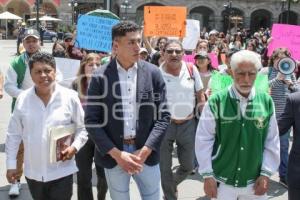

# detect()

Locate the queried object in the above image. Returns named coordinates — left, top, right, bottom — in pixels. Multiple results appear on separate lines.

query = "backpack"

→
left=10, top=53, right=26, bottom=111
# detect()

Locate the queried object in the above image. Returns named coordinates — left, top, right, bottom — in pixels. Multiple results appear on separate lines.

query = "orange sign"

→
left=144, top=6, right=187, bottom=37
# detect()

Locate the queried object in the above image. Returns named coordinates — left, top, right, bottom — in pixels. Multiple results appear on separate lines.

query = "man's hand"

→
left=109, top=148, right=143, bottom=174
left=133, top=146, right=152, bottom=164
left=6, top=169, right=17, bottom=183
left=204, top=177, right=217, bottom=198
left=254, top=175, right=269, bottom=196
left=61, top=146, right=77, bottom=161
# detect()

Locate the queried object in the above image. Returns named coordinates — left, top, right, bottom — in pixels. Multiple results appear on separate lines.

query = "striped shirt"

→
left=268, top=67, right=297, bottom=120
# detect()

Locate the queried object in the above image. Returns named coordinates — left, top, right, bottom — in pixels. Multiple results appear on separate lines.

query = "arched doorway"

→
left=41, top=2, right=58, bottom=16
left=6, top=0, right=30, bottom=18
left=279, top=11, right=298, bottom=25
left=6, top=0, right=30, bottom=37
left=250, top=9, right=272, bottom=33
left=189, top=6, right=214, bottom=30
left=222, top=8, right=244, bottom=34
left=40, top=2, right=59, bottom=31
left=136, top=3, right=164, bottom=26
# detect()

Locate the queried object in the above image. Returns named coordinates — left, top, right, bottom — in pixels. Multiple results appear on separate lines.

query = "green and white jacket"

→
left=195, top=85, right=280, bottom=187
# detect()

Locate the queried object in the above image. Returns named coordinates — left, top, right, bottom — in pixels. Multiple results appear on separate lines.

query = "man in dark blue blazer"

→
left=278, top=92, right=300, bottom=200
left=85, top=21, right=170, bottom=200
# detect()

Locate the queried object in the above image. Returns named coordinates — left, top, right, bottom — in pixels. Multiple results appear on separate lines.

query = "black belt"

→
left=123, top=138, right=135, bottom=145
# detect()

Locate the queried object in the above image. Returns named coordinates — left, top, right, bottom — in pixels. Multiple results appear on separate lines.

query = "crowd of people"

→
left=1, top=19, right=300, bottom=200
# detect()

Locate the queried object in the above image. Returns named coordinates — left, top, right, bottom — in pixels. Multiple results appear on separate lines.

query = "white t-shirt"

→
left=160, top=61, right=203, bottom=119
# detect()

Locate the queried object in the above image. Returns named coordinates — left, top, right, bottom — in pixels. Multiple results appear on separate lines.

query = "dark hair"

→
left=163, top=39, right=183, bottom=51
left=29, top=52, right=56, bottom=72
left=112, top=21, right=140, bottom=40
left=74, top=53, right=100, bottom=97
left=269, top=47, right=291, bottom=67
left=156, top=37, right=168, bottom=47
left=246, top=39, right=257, bottom=52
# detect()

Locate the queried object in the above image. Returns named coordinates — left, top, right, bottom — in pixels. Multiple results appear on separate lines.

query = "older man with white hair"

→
left=195, top=50, right=280, bottom=200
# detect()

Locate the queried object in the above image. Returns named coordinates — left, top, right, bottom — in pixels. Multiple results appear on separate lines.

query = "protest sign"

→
left=268, top=24, right=300, bottom=60
left=209, top=52, right=219, bottom=69
left=182, top=19, right=200, bottom=50
left=144, top=6, right=187, bottom=37
left=183, top=54, right=195, bottom=64
left=55, top=57, right=80, bottom=88
left=75, top=15, right=119, bottom=52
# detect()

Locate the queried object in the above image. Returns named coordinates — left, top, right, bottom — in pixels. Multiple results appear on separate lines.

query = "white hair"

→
left=230, top=50, right=262, bottom=71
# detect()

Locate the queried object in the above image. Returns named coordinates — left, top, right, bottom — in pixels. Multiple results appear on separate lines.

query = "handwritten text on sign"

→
left=144, top=6, right=187, bottom=37
left=268, top=24, right=300, bottom=60
left=76, top=15, right=119, bottom=52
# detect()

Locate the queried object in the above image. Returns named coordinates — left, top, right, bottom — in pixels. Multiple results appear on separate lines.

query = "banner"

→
left=144, top=6, right=187, bottom=37
left=182, top=19, right=200, bottom=50
left=75, top=15, right=119, bottom=52
left=268, top=24, right=300, bottom=60
left=55, top=57, right=80, bottom=88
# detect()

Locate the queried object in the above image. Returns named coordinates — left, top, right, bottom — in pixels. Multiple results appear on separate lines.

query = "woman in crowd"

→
left=229, top=32, right=245, bottom=50
left=6, top=52, right=88, bottom=200
left=72, top=53, right=108, bottom=200
left=52, top=41, right=66, bottom=58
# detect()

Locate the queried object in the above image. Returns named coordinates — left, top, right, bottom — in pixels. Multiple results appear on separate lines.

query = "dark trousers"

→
left=288, top=187, right=300, bottom=200
left=75, top=138, right=108, bottom=200
left=160, top=119, right=196, bottom=200
left=26, top=175, right=73, bottom=200
left=17, top=38, right=21, bottom=55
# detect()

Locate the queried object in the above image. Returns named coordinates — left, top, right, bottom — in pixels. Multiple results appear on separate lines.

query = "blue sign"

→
left=75, top=15, right=119, bottom=52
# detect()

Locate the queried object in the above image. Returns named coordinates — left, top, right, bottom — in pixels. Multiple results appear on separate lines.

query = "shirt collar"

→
left=229, top=85, right=255, bottom=101
left=116, top=60, right=138, bottom=72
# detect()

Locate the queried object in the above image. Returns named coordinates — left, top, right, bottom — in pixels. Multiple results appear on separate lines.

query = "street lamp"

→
left=224, top=0, right=232, bottom=34
left=120, top=0, right=132, bottom=20
left=281, top=0, right=299, bottom=24
left=68, top=0, right=78, bottom=25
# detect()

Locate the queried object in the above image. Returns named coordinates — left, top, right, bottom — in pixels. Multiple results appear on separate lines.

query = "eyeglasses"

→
left=64, top=39, right=72, bottom=42
left=165, top=49, right=183, bottom=55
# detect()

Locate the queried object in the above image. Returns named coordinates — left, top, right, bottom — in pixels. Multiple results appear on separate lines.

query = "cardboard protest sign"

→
left=183, top=54, right=195, bottom=64
left=182, top=19, right=200, bottom=50
left=144, top=6, right=187, bottom=37
left=268, top=24, right=300, bottom=60
left=55, top=57, right=80, bottom=88
left=75, top=15, right=119, bottom=52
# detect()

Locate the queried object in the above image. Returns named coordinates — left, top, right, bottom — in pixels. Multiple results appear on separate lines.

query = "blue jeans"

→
left=279, top=130, right=290, bottom=179
left=104, top=144, right=160, bottom=200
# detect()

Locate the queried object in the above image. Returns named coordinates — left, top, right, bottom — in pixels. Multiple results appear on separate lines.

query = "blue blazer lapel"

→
left=106, top=59, right=123, bottom=119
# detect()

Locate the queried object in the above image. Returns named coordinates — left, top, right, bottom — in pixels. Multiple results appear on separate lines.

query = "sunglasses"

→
left=64, top=39, right=72, bottom=42
left=165, top=49, right=183, bottom=55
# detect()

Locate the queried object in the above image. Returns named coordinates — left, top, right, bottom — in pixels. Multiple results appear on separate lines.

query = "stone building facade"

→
left=0, top=0, right=299, bottom=32
left=114, top=0, right=300, bottom=32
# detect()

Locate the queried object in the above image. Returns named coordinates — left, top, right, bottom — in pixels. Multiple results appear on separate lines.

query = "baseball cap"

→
left=209, top=29, right=219, bottom=36
left=23, top=29, right=40, bottom=40
left=194, top=51, right=209, bottom=59
left=64, top=32, right=73, bottom=41
left=139, top=48, right=148, bottom=54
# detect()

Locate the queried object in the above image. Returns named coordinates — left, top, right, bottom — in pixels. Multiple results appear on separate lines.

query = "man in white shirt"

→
left=6, top=52, right=88, bottom=199
left=159, top=39, right=204, bottom=200
left=195, top=50, right=280, bottom=200
left=4, top=28, right=41, bottom=197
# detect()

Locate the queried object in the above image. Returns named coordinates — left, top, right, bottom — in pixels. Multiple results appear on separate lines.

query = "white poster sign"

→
left=55, top=57, right=80, bottom=88
left=182, top=19, right=201, bottom=50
